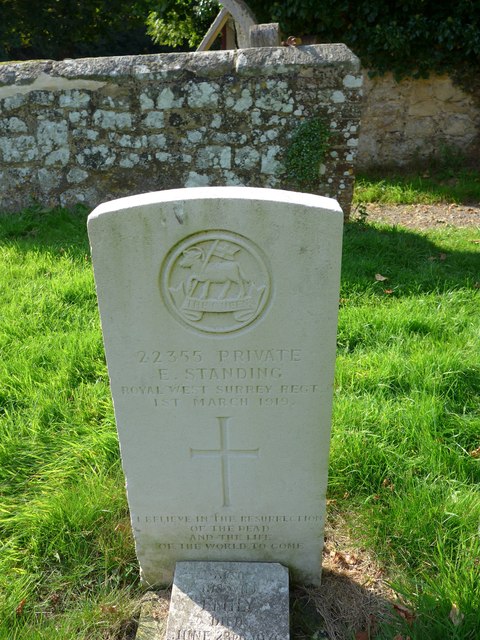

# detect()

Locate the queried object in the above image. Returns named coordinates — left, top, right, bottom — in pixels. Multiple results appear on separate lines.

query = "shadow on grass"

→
left=124, top=577, right=399, bottom=640
left=290, top=575, right=398, bottom=640
left=342, top=220, right=479, bottom=295
left=1, top=207, right=478, bottom=296
left=0, top=204, right=90, bottom=256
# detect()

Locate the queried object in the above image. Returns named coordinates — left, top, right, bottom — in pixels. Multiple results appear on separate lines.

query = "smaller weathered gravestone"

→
left=165, top=562, right=289, bottom=640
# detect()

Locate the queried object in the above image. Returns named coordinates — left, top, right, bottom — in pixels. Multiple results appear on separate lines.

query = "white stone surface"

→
left=88, top=187, right=343, bottom=586
left=165, top=562, right=289, bottom=640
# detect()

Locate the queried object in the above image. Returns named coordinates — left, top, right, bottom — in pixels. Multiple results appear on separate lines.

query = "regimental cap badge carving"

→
left=161, top=231, right=271, bottom=334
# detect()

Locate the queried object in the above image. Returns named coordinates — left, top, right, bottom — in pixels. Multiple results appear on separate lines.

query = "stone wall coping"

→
left=0, top=44, right=360, bottom=89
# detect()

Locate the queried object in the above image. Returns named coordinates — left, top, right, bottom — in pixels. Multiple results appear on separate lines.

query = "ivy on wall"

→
left=282, top=118, right=331, bottom=193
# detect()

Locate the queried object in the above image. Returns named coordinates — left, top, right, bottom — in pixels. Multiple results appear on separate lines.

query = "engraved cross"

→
left=190, top=416, right=259, bottom=508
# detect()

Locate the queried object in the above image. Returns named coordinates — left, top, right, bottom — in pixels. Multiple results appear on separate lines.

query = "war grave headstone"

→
left=88, top=186, right=343, bottom=638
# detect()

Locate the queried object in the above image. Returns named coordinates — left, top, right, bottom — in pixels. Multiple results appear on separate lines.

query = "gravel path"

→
left=354, top=202, right=480, bottom=230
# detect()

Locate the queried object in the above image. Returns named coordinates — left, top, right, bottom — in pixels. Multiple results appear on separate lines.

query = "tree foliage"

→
left=146, top=0, right=218, bottom=48
left=0, top=0, right=158, bottom=61
left=1, top=0, right=479, bottom=79
left=145, top=0, right=480, bottom=79
left=247, top=0, right=480, bottom=78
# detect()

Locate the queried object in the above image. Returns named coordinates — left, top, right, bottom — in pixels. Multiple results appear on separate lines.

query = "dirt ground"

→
left=354, top=202, right=480, bottom=230
left=131, top=515, right=404, bottom=640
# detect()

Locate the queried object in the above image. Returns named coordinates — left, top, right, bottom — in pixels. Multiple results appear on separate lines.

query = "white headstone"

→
left=88, top=187, right=343, bottom=586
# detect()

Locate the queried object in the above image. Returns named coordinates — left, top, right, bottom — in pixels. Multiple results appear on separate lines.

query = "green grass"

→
left=0, top=205, right=138, bottom=639
left=332, top=222, right=480, bottom=638
left=0, top=203, right=479, bottom=638
left=354, top=163, right=480, bottom=204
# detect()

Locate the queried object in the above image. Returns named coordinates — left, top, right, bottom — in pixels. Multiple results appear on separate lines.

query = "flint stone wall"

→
left=0, top=45, right=362, bottom=216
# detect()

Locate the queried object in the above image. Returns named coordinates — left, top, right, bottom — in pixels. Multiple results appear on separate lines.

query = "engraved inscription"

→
left=119, top=346, right=320, bottom=409
left=191, top=417, right=259, bottom=508
left=161, top=232, right=271, bottom=334
left=119, top=343, right=321, bottom=412
left=135, top=512, right=321, bottom=553
left=171, top=632, right=283, bottom=640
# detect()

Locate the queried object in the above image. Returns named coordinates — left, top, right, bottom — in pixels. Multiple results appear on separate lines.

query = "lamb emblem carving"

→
left=179, top=245, right=249, bottom=298
left=161, top=232, right=271, bottom=334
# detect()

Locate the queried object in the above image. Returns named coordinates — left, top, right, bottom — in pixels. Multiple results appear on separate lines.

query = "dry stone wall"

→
left=358, top=72, right=480, bottom=168
left=0, top=45, right=362, bottom=216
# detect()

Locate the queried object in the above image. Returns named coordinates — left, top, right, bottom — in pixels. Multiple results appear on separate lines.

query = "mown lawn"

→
left=0, top=202, right=479, bottom=639
left=354, top=163, right=480, bottom=205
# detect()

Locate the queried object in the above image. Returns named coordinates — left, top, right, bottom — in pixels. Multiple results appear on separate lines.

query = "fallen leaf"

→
left=114, top=520, right=130, bottom=533
left=393, top=635, right=411, bottom=640
left=15, top=599, right=26, bottom=616
left=342, top=551, right=360, bottom=566
left=100, top=604, right=118, bottom=614
left=393, top=603, right=415, bottom=626
left=382, top=478, right=394, bottom=490
left=375, top=273, right=388, bottom=281
left=474, top=282, right=480, bottom=289
left=428, top=256, right=437, bottom=261
left=332, top=551, right=353, bottom=568
left=439, top=253, right=447, bottom=261
left=332, top=551, right=345, bottom=566
left=469, top=446, right=480, bottom=458
left=355, top=631, right=369, bottom=640
left=384, top=289, right=394, bottom=295
left=469, top=239, right=480, bottom=244
left=449, top=603, right=464, bottom=626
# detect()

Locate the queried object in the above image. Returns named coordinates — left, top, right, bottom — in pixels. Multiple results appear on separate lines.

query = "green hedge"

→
left=0, top=0, right=160, bottom=61
left=248, top=0, right=480, bottom=79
